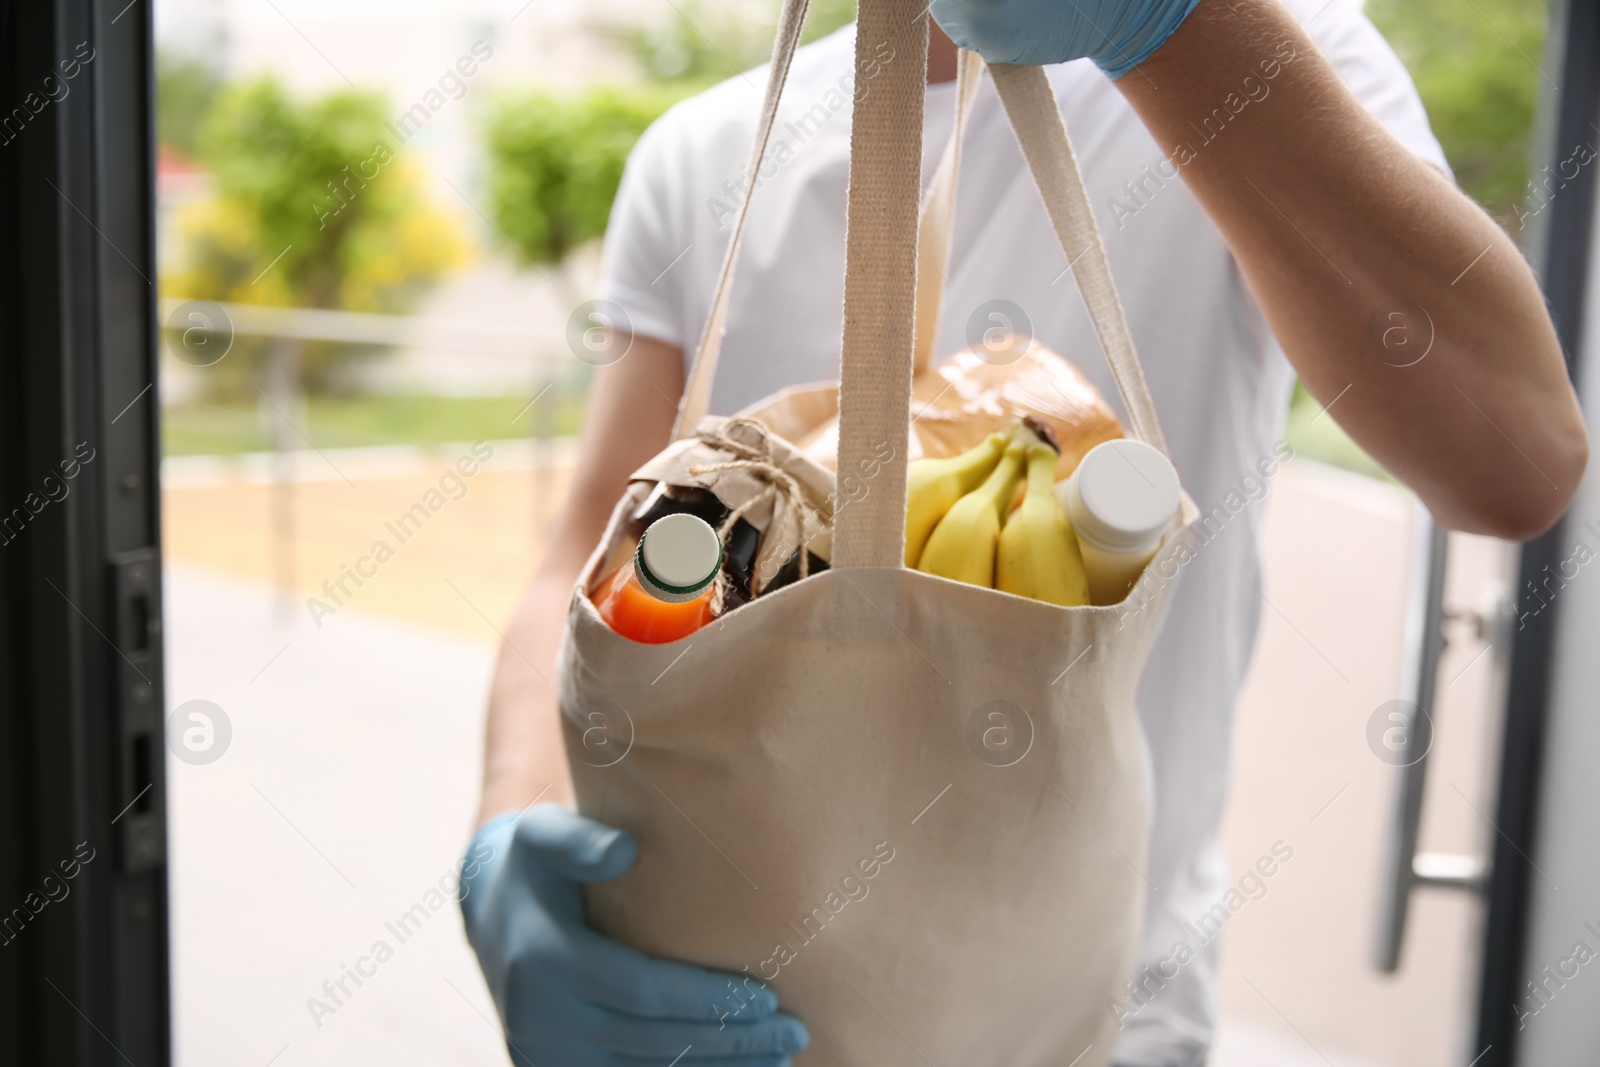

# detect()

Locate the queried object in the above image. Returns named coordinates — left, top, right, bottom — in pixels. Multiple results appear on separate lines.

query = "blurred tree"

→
left=156, top=52, right=224, bottom=155
left=163, top=77, right=468, bottom=396
left=485, top=86, right=686, bottom=270
left=1367, top=0, right=1547, bottom=227
left=486, top=0, right=857, bottom=276
left=801, top=0, right=860, bottom=44
left=628, top=0, right=858, bottom=85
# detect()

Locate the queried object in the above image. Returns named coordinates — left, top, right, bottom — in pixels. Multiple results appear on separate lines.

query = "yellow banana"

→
left=998, top=441, right=1091, bottom=606
left=903, top=431, right=1010, bottom=566
left=916, top=437, right=1028, bottom=587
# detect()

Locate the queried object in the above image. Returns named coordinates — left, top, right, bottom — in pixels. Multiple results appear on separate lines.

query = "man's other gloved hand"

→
left=460, top=804, right=809, bottom=1066
left=932, top=0, right=1204, bottom=75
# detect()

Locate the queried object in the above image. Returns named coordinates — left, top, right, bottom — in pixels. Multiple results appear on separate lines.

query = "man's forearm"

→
left=1118, top=0, right=1587, bottom=538
left=477, top=570, right=580, bottom=823
left=475, top=335, right=686, bottom=827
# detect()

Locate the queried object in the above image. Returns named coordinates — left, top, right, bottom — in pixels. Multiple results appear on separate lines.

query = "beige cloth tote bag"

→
left=558, top=0, right=1199, bottom=1062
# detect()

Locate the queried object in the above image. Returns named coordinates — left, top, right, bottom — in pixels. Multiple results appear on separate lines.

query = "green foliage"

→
left=164, top=76, right=467, bottom=397
left=485, top=0, right=858, bottom=269
left=156, top=53, right=224, bottom=156
left=484, top=85, right=689, bottom=266
left=190, top=77, right=465, bottom=310
left=627, top=0, right=858, bottom=85
left=801, top=0, right=860, bottom=44
left=162, top=393, right=585, bottom=456
left=628, top=2, right=773, bottom=84
left=1367, top=0, right=1546, bottom=224
left=1284, top=382, right=1395, bottom=483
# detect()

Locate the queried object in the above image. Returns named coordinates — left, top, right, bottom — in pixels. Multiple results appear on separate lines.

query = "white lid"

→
left=1060, top=439, right=1180, bottom=553
left=636, top=513, right=723, bottom=602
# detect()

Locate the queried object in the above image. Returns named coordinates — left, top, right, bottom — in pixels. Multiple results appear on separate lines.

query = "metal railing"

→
left=159, top=298, right=581, bottom=616
left=158, top=298, right=559, bottom=355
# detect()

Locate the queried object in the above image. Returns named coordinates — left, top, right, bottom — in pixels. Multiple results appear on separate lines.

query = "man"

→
left=460, top=0, right=1587, bottom=1064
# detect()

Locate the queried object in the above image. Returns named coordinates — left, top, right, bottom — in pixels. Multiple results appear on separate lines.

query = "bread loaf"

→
left=799, top=344, right=1124, bottom=481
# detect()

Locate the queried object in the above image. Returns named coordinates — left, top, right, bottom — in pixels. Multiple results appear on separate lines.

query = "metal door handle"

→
left=1372, top=506, right=1494, bottom=972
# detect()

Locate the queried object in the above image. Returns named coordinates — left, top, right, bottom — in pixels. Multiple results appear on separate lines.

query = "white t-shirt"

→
left=599, top=5, right=1448, bottom=1063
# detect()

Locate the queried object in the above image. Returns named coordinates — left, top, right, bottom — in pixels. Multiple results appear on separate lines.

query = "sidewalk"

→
left=161, top=438, right=575, bottom=641
left=164, top=565, right=504, bottom=1066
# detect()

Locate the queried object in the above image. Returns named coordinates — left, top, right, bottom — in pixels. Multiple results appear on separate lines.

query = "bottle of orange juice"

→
left=594, top=513, right=724, bottom=644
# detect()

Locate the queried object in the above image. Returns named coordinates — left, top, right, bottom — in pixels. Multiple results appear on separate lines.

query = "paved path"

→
left=162, top=440, right=570, bottom=641
left=165, top=566, right=505, bottom=1067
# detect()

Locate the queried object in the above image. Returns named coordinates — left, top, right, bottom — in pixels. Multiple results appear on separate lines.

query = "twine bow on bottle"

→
left=689, top=417, right=829, bottom=597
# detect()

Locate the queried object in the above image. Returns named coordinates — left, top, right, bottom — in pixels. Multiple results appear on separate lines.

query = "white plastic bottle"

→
left=1057, top=439, right=1181, bottom=606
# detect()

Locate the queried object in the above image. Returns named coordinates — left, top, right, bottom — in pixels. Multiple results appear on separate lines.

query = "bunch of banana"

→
left=907, top=418, right=1090, bottom=607
left=996, top=432, right=1092, bottom=606
left=903, top=430, right=1011, bottom=567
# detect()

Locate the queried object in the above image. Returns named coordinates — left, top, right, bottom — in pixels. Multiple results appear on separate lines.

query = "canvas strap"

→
left=986, top=62, right=1169, bottom=454
left=672, top=0, right=1170, bottom=569
left=912, top=47, right=983, bottom=375
left=828, top=0, right=930, bottom=568
left=671, top=0, right=814, bottom=443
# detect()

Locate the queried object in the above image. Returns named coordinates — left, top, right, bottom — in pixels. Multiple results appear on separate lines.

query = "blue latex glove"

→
left=460, top=805, right=809, bottom=1066
left=932, top=0, right=1204, bottom=75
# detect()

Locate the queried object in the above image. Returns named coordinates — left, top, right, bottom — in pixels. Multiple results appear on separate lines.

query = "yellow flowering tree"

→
left=163, top=77, right=468, bottom=397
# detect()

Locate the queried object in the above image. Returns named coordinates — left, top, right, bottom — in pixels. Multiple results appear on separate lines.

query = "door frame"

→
left=0, top=0, right=170, bottom=1063
left=1474, top=0, right=1600, bottom=1061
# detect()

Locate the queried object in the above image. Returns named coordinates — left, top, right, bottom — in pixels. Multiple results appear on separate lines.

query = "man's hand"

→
left=461, top=805, right=810, bottom=1067
left=933, top=0, right=1202, bottom=74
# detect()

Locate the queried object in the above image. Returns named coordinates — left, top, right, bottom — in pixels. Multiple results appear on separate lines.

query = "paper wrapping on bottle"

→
left=629, top=415, right=836, bottom=595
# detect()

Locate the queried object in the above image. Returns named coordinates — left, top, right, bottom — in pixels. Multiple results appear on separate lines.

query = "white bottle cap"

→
left=1059, top=439, right=1180, bottom=554
left=636, top=513, right=723, bottom=603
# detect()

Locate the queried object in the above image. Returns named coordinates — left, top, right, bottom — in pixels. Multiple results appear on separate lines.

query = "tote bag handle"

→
left=908, top=56, right=1168, bottom=453
left=913, top=47, right=984, bottom=377
left=830, top=14, right=1173, bottom=567
left=673, top=6, right=977, bottom=435
left=672, top=0, right=1170, bottom=568
left=986, top=62, right=1170, bottom=455
left=670, top=0, right=815, bottom=444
